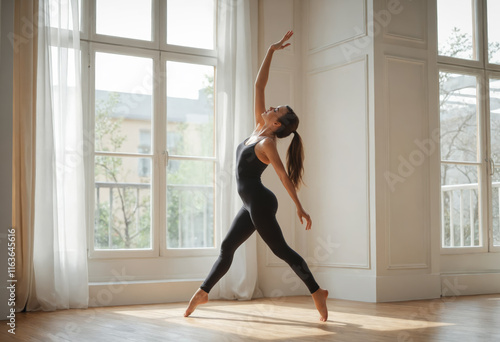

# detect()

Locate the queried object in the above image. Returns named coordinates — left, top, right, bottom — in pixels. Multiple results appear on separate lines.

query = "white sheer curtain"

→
left=214, top=0, right=261, bottom=300
left=27, top=0, right=88, bottom=310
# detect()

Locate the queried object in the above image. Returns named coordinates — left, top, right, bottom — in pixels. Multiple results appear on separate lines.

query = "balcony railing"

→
left=94, top=181, right=213, bottom=249
left=441, top=181, right=500, bottom=247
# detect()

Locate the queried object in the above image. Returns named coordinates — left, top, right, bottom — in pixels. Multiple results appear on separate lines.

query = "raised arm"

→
left=259, top=138, right=312, bottom=230
left=254, top=31, right=294, bottom=128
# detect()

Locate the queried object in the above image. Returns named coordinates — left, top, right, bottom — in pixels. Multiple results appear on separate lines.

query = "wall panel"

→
left=307, top=0, right=366, bottom=53
left=304, top=57, right=370, bottom=269
left=384, top=56, right=429, bottom=269
left=384, top=0, right=427, bottom=46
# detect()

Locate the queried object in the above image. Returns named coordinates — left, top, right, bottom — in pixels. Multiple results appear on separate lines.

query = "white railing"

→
left=95, top=181, right=150, bottom=249
left=441, top=181, right=500, bottom=247
left=95, top=182, right=213, bottom=249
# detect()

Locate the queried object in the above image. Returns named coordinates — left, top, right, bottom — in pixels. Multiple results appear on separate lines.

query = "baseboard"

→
left=88, top=279, right=203, bottom=307
left=441, top=273, right=500, bottom=297
left=376, top=274, right=441, bottom=302
left=314, top=272, right=377, bottom=302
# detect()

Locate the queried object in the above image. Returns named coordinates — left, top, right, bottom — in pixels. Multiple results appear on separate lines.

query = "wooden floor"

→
left=3, top=294, right=500, bottom=341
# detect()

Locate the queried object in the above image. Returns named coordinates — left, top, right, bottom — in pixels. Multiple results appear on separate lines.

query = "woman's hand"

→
left=297, top=206, right=312, bottom=230
left=270, top=30, right=293, bottom=51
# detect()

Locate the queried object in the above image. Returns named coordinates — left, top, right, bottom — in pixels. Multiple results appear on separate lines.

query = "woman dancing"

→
left=184, top=31, right=329, bottom=322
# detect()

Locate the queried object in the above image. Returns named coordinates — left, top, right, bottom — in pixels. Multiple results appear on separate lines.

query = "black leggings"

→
left=200, top=203, right=320, bottom=294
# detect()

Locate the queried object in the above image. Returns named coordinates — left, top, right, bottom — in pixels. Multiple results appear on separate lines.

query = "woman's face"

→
left=262, top=106, right=287, bottom=127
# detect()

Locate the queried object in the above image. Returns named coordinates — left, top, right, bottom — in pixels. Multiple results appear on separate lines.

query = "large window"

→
left=85, top=0, right=217, bottom=258
left=438, top=0, right=500, bottom=252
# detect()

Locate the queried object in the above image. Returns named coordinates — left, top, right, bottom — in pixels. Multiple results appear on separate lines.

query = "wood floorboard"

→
left=2, top=294, right=499, bottom=341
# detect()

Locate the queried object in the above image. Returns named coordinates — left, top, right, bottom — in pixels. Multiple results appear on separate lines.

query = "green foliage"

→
left=94, top=92, right=151, bottom=249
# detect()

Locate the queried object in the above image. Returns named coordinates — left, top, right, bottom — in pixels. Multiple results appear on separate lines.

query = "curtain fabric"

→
left=215, top=0, right=260, bottom=300
left=12, top=0, right=38, bottom=312
left=26, top=0, right=88, bottom=311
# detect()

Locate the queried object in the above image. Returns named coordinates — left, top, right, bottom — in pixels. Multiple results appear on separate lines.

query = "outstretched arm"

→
left=254, top=31, right=294, bottom=128
left=259, top=138, right=312, bottom=230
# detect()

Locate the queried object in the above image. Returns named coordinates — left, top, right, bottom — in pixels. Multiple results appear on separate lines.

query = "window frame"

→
left=158, top=0, right=218, bottom=58
left=87, top=42, right=160, bottom=259
left=486, top=70, right=500, bottom=252
left=437, top=0, right=485, bottom=69
left=83, top=0, right=219, bottom=260
left=439, top=65, right=489, bottom=254
left=484, top=0, right=500, bottom=72
left=438, top=0, right=500, bottom=253
left=159, top=51, right=219, bottom=258
left=90, top=0, right=160, bottom=50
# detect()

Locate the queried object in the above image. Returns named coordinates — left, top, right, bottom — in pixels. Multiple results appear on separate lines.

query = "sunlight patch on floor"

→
left=112, top=299, right=454, bottom=341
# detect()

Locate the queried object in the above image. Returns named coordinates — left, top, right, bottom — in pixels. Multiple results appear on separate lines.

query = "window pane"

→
left=166, top=61, right=214, bottom=157
left=438, top=0, right=477, bottom=60
left=166, top=160, right=215, bottom=249
left=441, top=164, right=481, bottom=247
left=95, top=52, right=153, bottom=154
left=167, top=0, right=215, bottom=49
left=487, top=0, right=500, bottom=64
left=490, top=78, right=500, bottom=246
left=96, top=0, right=152, bottom=41
left=439, top=72, right=478, bottom=162
left=95, top=156, right=152, bottom=249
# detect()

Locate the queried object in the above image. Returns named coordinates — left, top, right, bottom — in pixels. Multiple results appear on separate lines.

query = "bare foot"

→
left=184, top=288, right=208, bottom=317
left=311, top=288, right=329, bottom=322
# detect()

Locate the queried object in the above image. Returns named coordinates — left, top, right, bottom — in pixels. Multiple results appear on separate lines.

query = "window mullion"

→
left=156, top=51, right=167, bottom=256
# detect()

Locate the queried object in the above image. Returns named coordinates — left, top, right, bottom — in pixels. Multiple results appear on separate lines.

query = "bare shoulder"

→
left=258, top=137, right=282, bottom=161
left=259, top=136, right=277, bottom=150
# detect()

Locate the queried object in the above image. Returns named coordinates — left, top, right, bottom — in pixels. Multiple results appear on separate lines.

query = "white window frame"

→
left=438, top=0, right=500, bottom=253
left=158, top=0, right=218, bottom=58
left=87, top=42, right=160, bottom=259
left=438, top=65, right=488, bottom=254
left=83, top=0, right=219, bottom=260
left=159, top=52, right=219, bottom=258
left=486, top=70, right=500, bottom=252
left=89, top=0, right=160, bottom=50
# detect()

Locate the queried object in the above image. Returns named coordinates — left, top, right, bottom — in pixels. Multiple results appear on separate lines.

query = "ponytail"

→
left=286, top=131, right=304, bottom=190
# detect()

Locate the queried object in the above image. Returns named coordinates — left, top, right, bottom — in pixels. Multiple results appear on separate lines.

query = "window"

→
left=438, top=0, right=500, bottom=252
left=84, top=0, right=218, bottom=258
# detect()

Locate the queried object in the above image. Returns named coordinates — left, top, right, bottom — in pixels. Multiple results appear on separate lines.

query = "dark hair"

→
left=276, top=106, right=304, bottom=189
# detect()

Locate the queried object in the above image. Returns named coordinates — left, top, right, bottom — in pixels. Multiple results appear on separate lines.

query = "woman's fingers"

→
left=273, top=31, right=294, bottom=50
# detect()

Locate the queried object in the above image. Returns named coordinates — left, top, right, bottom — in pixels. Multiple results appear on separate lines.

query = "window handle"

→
left=163, top=150, right=169, bottom=166
left=487, top=157, right=496, bottom=176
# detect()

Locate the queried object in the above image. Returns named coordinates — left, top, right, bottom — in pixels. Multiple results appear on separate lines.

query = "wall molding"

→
left=384, top=55, right=431, bottom=271
left=377, top=274, right=441, bottom=302
left=383, top=0, right=427, bottom=46
left=305, top=55, right=371, bottom=270
left=441, top=272, right=500, bottom=297
left=307, top=0, right=367, bottom=55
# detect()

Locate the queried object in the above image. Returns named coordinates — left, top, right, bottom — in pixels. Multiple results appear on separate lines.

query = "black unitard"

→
left=200, top=138, right=320, bottom=294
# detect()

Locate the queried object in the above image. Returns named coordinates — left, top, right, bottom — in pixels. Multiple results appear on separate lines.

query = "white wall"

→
left=0, top=0, right=15, bottom=320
